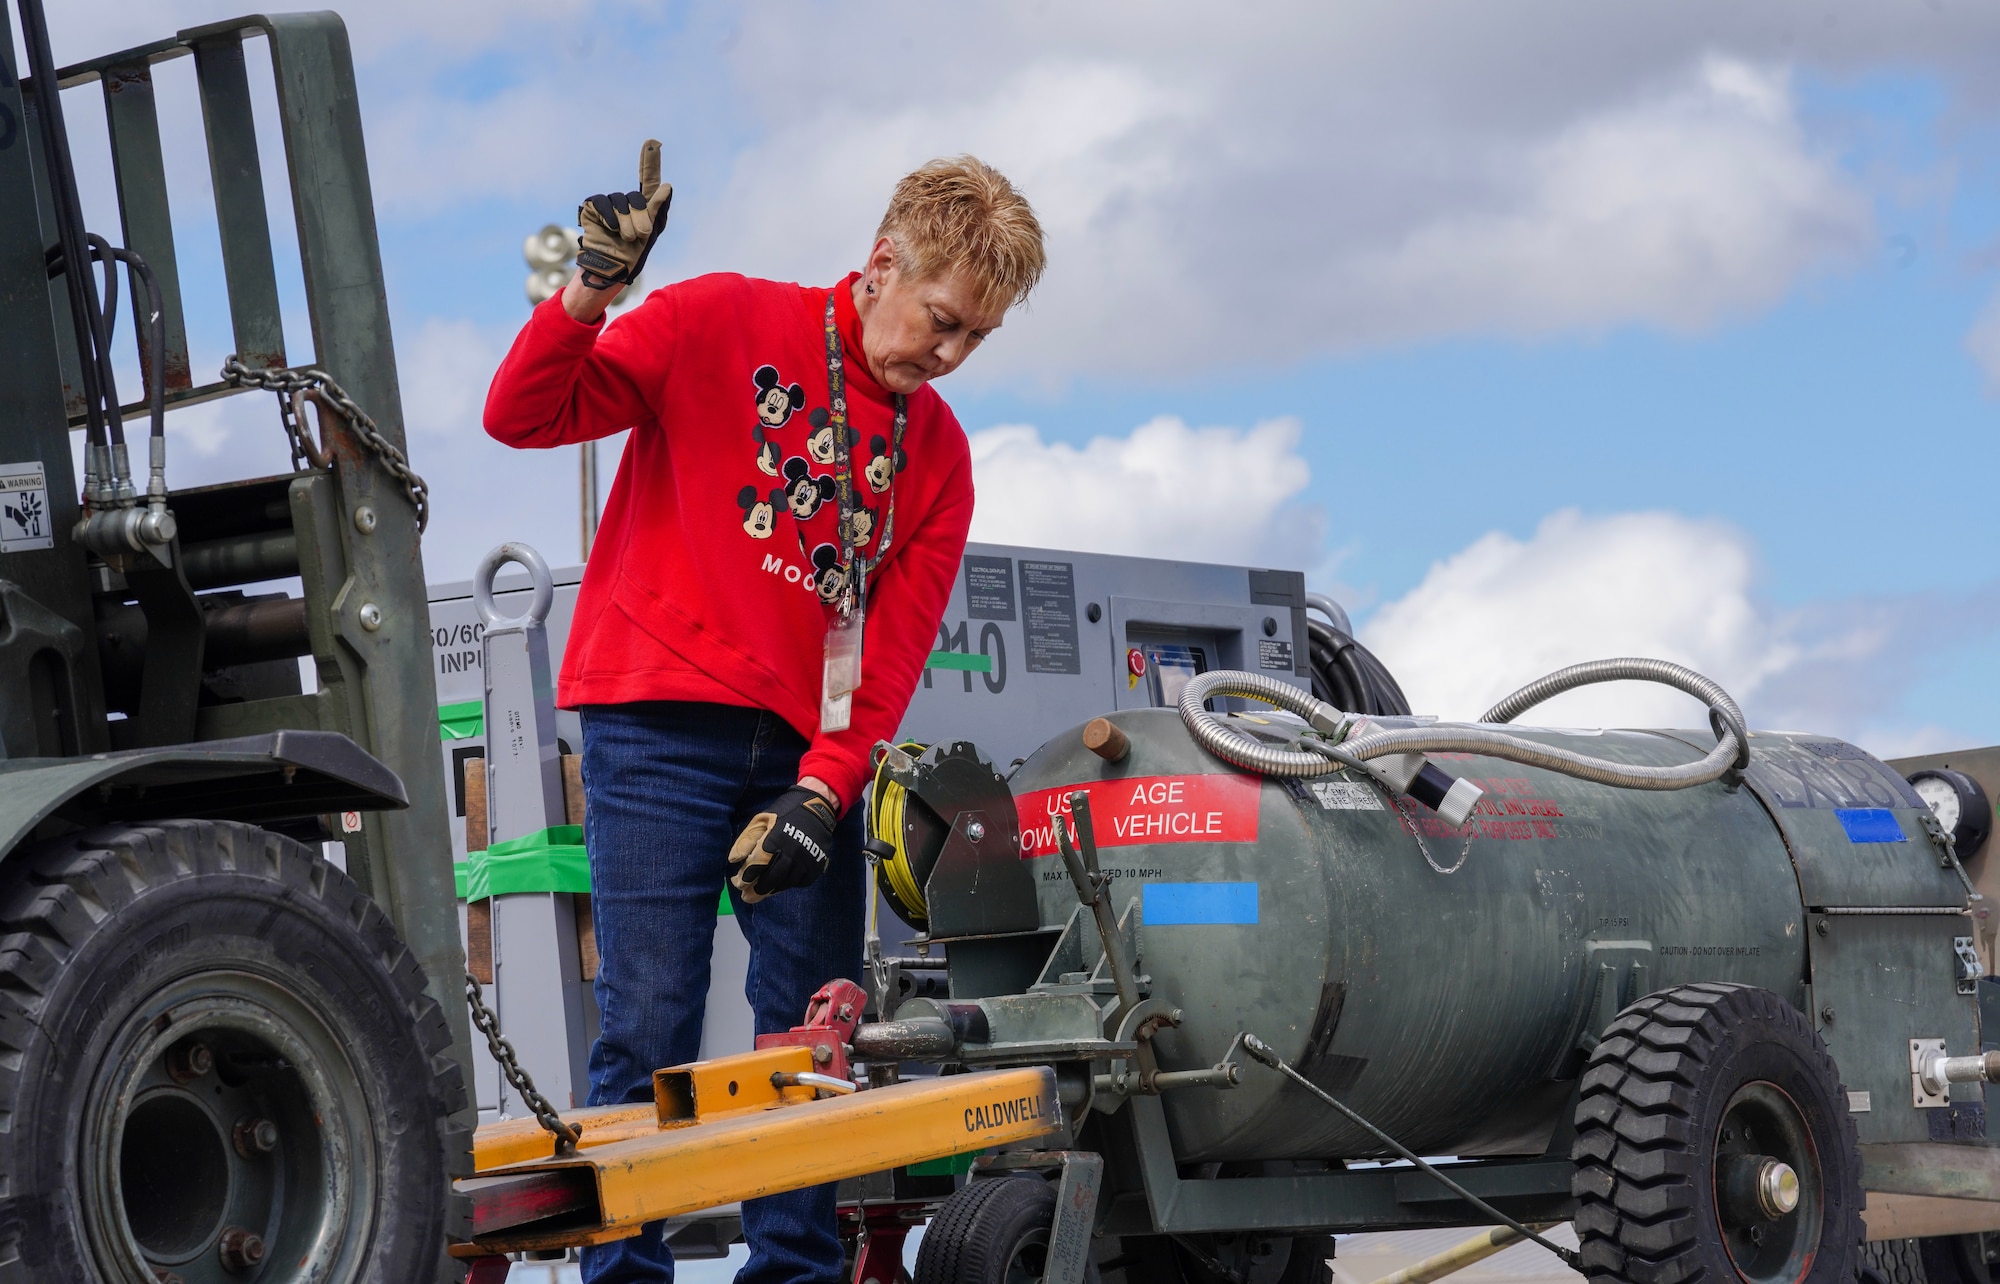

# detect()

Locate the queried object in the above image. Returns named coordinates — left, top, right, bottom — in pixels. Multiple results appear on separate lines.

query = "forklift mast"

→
left=0, top=11, right=470, bottom=1083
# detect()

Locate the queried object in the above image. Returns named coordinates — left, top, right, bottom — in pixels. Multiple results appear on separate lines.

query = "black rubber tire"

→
left=0, top=820, right=471, bottom=1282
left=914, top=1175, right=1099, bottom=1284
left=1570, top=982, right=1862, bottom=1284
left=1863, top=1239, right=1930, bottom=1284
left=1863, top=1236, right=2000, bottom=1284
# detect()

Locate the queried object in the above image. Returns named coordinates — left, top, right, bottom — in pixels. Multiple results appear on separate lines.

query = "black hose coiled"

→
left=1305, top=617, right=1411, bottom=717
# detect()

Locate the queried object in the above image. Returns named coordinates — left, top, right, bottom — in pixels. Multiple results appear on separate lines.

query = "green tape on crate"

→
left=455, top=825, right=589, bottom=900
left=454, top=829, right=734, bottom=917
left=439, top=700, right=484, bottom=741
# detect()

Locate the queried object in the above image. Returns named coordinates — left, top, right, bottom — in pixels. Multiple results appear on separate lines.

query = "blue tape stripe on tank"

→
left=1143, top=881, right=1258, bottom=925
left=1836, top=808, right=1907, bottom=844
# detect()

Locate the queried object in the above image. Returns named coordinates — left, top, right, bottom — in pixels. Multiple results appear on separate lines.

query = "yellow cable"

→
left=869, top=743, right=929, bottom=925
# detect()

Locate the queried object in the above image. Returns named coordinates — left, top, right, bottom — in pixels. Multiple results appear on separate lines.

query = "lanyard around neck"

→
left=816, top=290, right=907, bottom=618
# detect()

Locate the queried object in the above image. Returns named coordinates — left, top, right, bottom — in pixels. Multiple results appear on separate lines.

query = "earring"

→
left=865, top=281, right=876, bottom=294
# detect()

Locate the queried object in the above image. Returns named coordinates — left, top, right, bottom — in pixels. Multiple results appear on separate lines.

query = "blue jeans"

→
left=578, top=702, right=866, bottom=1284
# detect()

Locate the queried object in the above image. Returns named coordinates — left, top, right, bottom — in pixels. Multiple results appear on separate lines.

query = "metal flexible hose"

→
left=1481, top=657, right=1747, bottom=744
left=1177, top=670, right=1357, bottom=777
left=1180, top=658, right=1750, bottom=791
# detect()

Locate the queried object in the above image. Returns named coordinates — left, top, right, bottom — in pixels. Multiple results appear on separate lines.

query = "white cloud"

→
left=1365, top=510, right=1795, bottom=727
left=1341, top=58, right=1874, bottom=339
left=48, top=0, right=1979, bottom=383
left=667, top=9, right=1889, bottom=379
left=366, top=87, right=582, bottom=218
left=34, top=0, right=595, bottom=67
left=399, top=318, right=511, bottom=436
left=1359, top=508, right=1976, bottom=752
left=381, top=317, right=616, bottom=581
left=966, top=416, right=1320, bottom=567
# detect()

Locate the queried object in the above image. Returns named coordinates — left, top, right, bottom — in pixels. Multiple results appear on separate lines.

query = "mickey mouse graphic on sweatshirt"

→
left=752, top=365, right=806, bottom=427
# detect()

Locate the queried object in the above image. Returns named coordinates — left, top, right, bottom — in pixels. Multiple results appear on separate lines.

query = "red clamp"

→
left=755, top=978, right=867, bottom=1082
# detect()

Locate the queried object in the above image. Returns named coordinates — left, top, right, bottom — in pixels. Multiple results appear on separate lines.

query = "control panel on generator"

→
left=895, top=543, right=1313, bottom=766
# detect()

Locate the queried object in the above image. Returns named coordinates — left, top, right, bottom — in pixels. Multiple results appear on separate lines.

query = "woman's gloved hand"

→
left=728, top=785, right=839, bottom=903
left=575, top=139, right=673, bottom=291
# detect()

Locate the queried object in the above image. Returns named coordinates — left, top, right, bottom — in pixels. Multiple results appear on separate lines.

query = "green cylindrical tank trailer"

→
left=1006, top=709, right=1820, bottom=1164
left=875, top=677, right=1988, bottom=1284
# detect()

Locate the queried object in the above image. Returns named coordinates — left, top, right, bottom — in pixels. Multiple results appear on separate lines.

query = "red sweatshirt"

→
left=483, top=272, right=974, bottom=808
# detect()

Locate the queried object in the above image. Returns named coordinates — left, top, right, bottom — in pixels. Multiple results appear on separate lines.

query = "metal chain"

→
left=221, top=356, right=431, bottom=531
left=1386, top=786, right=1475, bottom=875
left=465, top=970, right=581, bottom=1154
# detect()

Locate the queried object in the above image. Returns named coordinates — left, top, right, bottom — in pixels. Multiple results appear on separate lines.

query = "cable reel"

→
left=867, top=742, right=935, bottom=930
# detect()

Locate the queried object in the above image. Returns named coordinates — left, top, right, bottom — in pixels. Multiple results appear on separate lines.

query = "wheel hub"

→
left=80, top=972, right=377, bottom=1283
left=1712, top=1081, right=1822, bottom=1284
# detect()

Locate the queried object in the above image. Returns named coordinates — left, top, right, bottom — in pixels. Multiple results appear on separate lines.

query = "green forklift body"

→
left=0, top=10, right=471, bottom=1117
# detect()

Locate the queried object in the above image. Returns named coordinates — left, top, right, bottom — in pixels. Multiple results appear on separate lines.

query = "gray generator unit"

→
left=427, top=542, right=1338, bottom=1120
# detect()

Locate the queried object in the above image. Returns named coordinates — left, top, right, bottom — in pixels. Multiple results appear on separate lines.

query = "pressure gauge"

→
left=1905, top=768, right=1993, bottom=861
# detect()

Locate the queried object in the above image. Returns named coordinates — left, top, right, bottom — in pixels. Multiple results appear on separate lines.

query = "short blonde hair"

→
left=877, top=156, right=1045, bottom=313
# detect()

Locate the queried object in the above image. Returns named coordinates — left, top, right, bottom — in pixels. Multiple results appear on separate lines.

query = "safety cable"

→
left=1238, top=1034, right=1581, bottom=1271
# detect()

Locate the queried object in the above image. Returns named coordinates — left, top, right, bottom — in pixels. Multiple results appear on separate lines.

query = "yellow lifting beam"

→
left=456, top=1046, right=1060, bottom=1256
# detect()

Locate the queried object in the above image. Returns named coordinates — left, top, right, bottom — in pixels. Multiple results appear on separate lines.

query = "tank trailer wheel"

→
left=1863, top=1234, right=2000, bottom=1284
left=913, top=1175, right=1100, bottom=1284
left=1570, top=982, right=1861, bottom=1284
left=0, top=820, right=470, bottom=1283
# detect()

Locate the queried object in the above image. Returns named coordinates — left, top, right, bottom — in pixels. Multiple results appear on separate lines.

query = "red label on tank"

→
left=1016, top=774, right=1261, bottom=858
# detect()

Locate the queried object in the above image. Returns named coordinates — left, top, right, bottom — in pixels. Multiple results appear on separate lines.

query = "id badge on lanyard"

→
left=813, top=290, right=904, bottom=734
left=820, top=602, right=863, bottom=732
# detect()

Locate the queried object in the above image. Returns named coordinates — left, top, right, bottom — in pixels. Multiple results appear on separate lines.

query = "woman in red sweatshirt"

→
left=484, top=152, right=1044, bottom=1284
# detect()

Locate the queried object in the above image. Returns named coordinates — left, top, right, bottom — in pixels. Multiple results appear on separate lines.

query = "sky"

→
left=21, top=0, right=2000, bottom=755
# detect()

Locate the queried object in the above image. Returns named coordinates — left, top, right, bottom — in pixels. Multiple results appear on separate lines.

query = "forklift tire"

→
left=0, top=819, right=471, bottom=1283
left=913, top=1175, right=1099, bottom=1284
left=1570, top=982, right=1862, bottom=1284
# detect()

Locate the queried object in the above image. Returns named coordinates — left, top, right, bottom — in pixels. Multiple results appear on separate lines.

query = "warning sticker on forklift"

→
left=1016, top=773, right=1260, bottom=857
left=0, top=461, right=52, bottom=552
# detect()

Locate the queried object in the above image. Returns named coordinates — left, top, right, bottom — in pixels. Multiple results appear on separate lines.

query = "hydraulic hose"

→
left=1179, top=657, right=1750, bottom=794
left=18, top=0, right=112, bottom=465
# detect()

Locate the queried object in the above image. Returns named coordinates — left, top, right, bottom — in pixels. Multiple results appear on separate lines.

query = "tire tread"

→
left=1568, top=982, right=1862, bottom=1284
left=0, top=819, right=471, bottom=1281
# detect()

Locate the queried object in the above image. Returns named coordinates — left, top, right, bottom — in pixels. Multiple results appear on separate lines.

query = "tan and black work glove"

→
left=575, top=139, right=673, bottom=290
left=728, top=786, right=839, bottom=904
